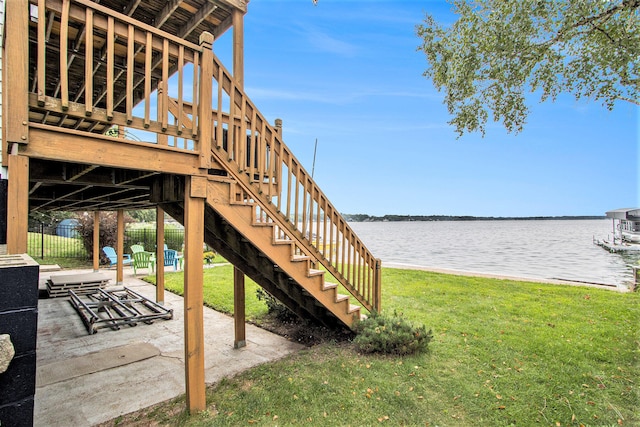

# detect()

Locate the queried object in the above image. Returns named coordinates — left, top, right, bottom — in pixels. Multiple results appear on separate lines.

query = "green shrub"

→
left=75, top=212, right=133, bottom=263
left=353, top=311, right=433, bottom=356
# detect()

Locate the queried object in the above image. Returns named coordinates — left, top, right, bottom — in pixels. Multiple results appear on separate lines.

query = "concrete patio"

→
left=34, top=267, right=303, bottom=426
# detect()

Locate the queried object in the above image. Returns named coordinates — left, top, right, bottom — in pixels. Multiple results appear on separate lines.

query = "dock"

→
left=593, top=239, right=640, bottom=253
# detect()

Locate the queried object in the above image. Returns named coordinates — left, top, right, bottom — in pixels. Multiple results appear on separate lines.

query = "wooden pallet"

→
left=46, top=272, right=110, bottom=298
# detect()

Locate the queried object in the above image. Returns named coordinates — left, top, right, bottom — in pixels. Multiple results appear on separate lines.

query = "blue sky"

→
left=212, top=0, right=638, bottom=217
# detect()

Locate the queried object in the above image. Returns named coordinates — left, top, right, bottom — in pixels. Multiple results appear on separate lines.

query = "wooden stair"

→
left=160, top=177, right=362, bottom=328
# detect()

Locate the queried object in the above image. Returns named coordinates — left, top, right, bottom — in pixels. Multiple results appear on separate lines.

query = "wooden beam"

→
left=231, top=9, right=246, bottom=348
left=154, top=0, right=183, bottom=27
left=85, top=8, right=94, bottom=116
left=233, top=266, right=246, bottom=348
left=6, top=155, right=29, bottom=254
left=183, top=175, right=206, bottom=412
left=93, top=211, right=100, bottom=271
left=26, top=125, right=202, bottom=175
left=198, top=33, right=214, bottom=169
left=37, top=0, right=46, bottom=106
left=232, top=8, right=244, bottom=88
left=156, top=206, right=165, bottom=303
left=178, top=2, right=218, bottom=39
left=5, top=0, right=30, bottom=145
left=123, top=0, right=142, bottom=16
left=116, top=209, right=125, bottom=284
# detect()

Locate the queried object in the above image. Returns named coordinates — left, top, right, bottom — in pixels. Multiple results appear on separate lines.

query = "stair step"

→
left=336, top=293, right=348, bottom=303
left=308, top=269, right=324, bottom=277
left=348, top=304, right=361, bottom=314
left=273, top=239, right=293, bottom=245
left=323, top=282, right=338, bottom=291
left=292, top=254, right=310, bottom=262
left=253, top=220, right=275, bottom=227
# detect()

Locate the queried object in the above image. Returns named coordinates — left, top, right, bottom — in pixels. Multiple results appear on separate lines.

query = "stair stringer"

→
left=206, top=178, right=362, bottom=327
left=162, top=201, right=335, bottom=325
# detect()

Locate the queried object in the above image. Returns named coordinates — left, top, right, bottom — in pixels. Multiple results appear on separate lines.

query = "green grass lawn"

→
left=145, top=264, right=269, bottom=321
left=122, top=268, right=638, bottom=426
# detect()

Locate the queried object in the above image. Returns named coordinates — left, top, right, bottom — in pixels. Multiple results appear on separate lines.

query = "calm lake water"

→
left=348, top=219, right=640, bottom=289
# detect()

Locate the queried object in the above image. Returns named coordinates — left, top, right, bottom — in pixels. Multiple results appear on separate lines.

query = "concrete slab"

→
left=34, top=268, right=303, bottom=427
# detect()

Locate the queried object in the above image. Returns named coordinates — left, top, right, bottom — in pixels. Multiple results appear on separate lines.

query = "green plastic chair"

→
left=130, top=244, right=145, bottom=254
left=132, top=251, right=154, bottom=275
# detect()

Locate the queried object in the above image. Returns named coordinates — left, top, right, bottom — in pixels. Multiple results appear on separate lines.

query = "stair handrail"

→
left=202, top=41, right=381, bottom=312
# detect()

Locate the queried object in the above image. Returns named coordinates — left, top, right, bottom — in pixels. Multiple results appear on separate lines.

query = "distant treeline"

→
left=342, top=214, right=605, bottom=222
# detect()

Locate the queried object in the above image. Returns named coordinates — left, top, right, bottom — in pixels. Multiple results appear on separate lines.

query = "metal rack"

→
left=69, top=287, right=173, bottom=334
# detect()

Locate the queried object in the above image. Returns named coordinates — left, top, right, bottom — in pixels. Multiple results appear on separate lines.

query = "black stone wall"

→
left=0, top=179, right=7, bottom=245
left=0, top=254, right=39, bottom=427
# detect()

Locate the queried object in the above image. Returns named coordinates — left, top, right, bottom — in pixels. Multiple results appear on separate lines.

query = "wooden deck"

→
left=3, top=0, right=382, bottom=414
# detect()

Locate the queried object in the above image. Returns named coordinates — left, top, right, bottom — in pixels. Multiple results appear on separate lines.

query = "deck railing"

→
left=24, top=0, right=381, bottom=312
left=30, top=0, right=202, bottom=150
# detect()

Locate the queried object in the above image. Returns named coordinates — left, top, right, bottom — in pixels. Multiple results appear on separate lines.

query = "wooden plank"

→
left=37, top=0, right=46, bottom=105
left=192, top=52, right=199, bottom=138
left=249, top=111, right=256, bottom=181
left=106, top=16, right=115, bottom=120
left=162, top=38, right=169, bottom=132
left=93, top=211, right=100, bottom=271
left=6, top=156, right=29, bottom=254
left=233, top=266, right=246, bottom=349
left=238, top=99, right=246, bottom=172
left=26, top=125, right=202, bottom=175
left=183, top=176, right=206, bottom=412
left=60, top=0, right=70, bottom=110
left=216, top=66, right=223, bottom=149
left=198, top=33, right=214, bottom=169
left=144, top=31, right=152, bottom=128
left=85, top=8, right=94, bottom=116
left=126, top=24, right=135, bottom=124
left=232, top=9, right=244, bottom=87
left=190, top=176, right=207, bottom=199
left=116, top=210, right=125, bottom=285
left=177, top=46, right=184, bottom=135
left=157, top=85, right=168, bottom=145
left=156, top=207, right=165, bottom=304
left=5, top=0, right=31, bottom=146
left=167, top=97, right=193, bottom=131
left=48, top=272, right=108, bottom=286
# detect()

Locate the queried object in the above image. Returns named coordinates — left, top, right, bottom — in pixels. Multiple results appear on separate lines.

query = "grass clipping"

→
left=353, top=311, right=433, bottom=356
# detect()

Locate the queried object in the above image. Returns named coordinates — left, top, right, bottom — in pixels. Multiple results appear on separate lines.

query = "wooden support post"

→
left=156, top=206, right=165, bottom=304
left=184, top=175, right=206, bottom=413
left=5, top=0, right=30, bottom=150
left=374, top=258, right=382, bottom=312
left=198, top=33, right=214, bottom=170
left=234, top=266, right=246, bottom=348
left=93, top=211, right=100, bottom=272
left=6, top=155, right=29, bottom=254
left=116, top=210, right=125, bottom=285
left=157, top=83, right=168, bottom=146
left=232, top=9, right=245, bottom=88
left=232, top=15, right=247, bottom=348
